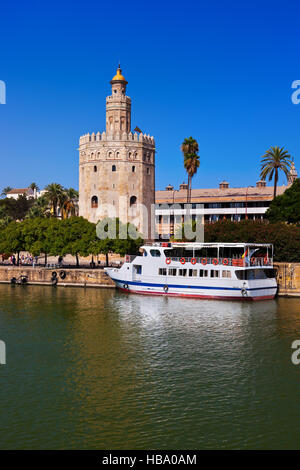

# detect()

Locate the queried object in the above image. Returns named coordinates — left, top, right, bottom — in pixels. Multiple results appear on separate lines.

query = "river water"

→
left=0, top=284, right=300, bottom=449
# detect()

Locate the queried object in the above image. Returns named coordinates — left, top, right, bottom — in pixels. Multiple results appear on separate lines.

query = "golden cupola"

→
left=111, top=65, right=128, bottom=84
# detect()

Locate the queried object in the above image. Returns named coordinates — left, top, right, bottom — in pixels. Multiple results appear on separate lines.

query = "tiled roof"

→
left=7, top=188, right=30, bottom=194
left=155, top=185, right=287, bottom=203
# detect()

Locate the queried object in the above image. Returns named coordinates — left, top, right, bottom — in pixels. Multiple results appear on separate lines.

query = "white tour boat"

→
left=105, top=242, right=278, bottom=301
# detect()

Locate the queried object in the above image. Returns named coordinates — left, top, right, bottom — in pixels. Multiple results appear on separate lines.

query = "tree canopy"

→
left=173, top=219, right=300, bottom=262
left=265, top=178, right=300, bottom=223
left=0, top=216, right=144, bottom=266
left=181, top=137, right=200, bottom=203
left=0, top=195, right=34, bottom=221
left=260, top=146, right=292, bottom=198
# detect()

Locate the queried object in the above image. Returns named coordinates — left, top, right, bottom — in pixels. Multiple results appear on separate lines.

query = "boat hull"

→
left=111, top=278, right=277, bottom=301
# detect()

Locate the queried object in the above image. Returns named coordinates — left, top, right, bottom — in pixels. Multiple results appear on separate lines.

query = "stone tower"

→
left=79, top=66, right=155, bottom=238
left=288, top=161, right=298, bottom=185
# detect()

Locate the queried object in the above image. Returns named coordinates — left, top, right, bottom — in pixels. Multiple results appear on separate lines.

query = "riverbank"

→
left=0, top=266, right=115, bottom=288
left=0, top=263, right=299, bottom=296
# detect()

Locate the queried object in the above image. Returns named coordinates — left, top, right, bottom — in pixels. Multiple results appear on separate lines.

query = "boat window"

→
left=178, top=269, right=187, bottom=277
left=210, top=270, right=219, bottom=278
left=235, top=269, right=267, bottom=280
left=159, top=268, right=167, bottom=276
left=168, top=268, right=177, bottom=276
left=222, top=270, right=231, bottom=278
left=264, top=269, right=276, bottom=278
left=199, top=269, right=208, bottom=277
left=189, top=269, right=197, bottom=277
left=150, top=249, right=161, bottom=257
left=134, top=265, right=142, bottom=275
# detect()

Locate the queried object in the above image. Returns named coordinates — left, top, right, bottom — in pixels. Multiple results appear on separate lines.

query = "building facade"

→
left=6, top=187, right=34, bottom=200
left=155, top=164, right=298, bottom=238
left=79, top=66, right=155, bottom=238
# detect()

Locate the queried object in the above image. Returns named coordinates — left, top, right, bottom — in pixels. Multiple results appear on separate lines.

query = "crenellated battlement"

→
left=79, top=131, right=155, bottom=145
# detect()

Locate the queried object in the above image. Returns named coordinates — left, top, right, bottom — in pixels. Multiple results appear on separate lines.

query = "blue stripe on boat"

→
left=111, top=278, right=275, bottom=292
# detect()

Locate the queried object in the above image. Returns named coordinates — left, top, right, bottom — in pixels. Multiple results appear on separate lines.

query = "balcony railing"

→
left=123, top=254, right=273, bottom=267
left=165, top=257, right=273, bottom=267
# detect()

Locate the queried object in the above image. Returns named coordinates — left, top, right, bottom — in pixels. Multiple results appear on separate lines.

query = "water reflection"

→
left=0, top=285, right=300, bottom=449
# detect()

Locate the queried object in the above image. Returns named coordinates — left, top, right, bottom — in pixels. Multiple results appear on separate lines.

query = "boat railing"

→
left=166, top=256, right=273, bottom=267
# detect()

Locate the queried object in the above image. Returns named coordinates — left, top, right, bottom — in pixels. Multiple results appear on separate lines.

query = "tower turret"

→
left=288, top=161, right=298, bottom=185
left=106, top=65, right=131, bottom=135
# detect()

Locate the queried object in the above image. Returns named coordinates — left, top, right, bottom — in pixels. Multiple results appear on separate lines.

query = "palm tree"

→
left=1, top=186, right=12, bottom=197
left=29, top=182, right=39, bottom=198
left=44, top=183, right=65, bottom=217
left=26, top=195, right=50, bottom=218
left=61, top=188, right=79, bottom=219
left=181, top=137, right=200, bottom=203
left=260, top=146, right=292, bottom=198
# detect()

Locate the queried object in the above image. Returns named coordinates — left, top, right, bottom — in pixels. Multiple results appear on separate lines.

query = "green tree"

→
left=61, top=188, right=79, bottom=219
left=0, top=221, right=25, bottom=264
left=204, top=220, right=300, bottom=262
left=0, top=195, right=34, bottom=220
left=260, top=146, right=292, bottom=198
left=44, top=183, right=65, bottom=217
left=22, top=218, right=62, bottom=265
left=95, top=217, right=144, bottom=265
left=29, top=182, right=39, bottom=195
left=181, top=137, right=200, bottom=203
left=1, top=187, right=12, bottom=197
left=265, top=178, right=300, bottom=223
left=26, top=195, right=50, bottom=219
left=0, top=205, right=13, bottom=228
left=61, top=217, right=96, bottom=266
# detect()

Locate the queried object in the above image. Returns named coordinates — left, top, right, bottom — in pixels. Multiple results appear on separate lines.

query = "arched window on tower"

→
left=132, top=166, right=135, bottom=173
left=130, top=196, right=137, bottom=207
left=112, top=165, right=116, bottom=172
left=94, top=165, right=97, bottom=172
left=91, top=196, right=98, bottom=208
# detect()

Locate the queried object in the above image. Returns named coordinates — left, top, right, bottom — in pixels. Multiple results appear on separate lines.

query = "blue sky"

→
left=0, top=0, right=299, bottom=191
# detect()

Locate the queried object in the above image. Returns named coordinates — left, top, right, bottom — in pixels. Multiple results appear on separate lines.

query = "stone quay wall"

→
left=275, top=262, right=300, bottom=297
left=0, top=266, right=115, bottom=288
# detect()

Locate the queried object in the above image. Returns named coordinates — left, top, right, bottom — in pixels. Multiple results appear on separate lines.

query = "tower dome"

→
left=111, top=65, right=127, bottom=84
